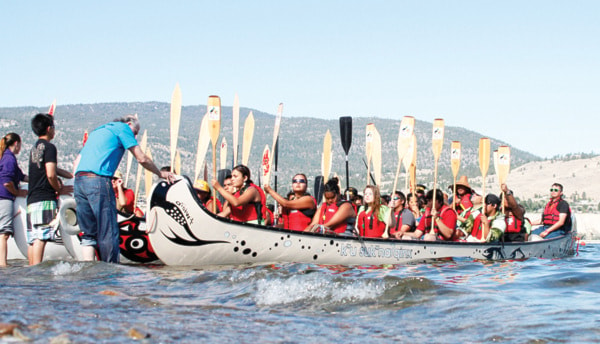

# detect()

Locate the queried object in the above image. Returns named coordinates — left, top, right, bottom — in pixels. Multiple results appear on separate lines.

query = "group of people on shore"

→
left=0, top=112, right=573, bottom=266
left=192, top=165, right=573, bottom=244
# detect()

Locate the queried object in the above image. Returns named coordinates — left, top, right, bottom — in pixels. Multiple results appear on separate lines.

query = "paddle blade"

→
left=261, top=144, right=271, bottom=183
left=144, top=148, right=154, bottom=200
left=479, top=137, right=491, bottom=177
left=220, top=137, right=228, bottom=170
left=48, top=99, right=56, bottom=116
left=194, top=113, right=210, bottom=182
left=174, top=150, right=181, bottom=175
left=208, top=95, right=221, bottom=146
left=314, top=176, right=324, bottom=206
left=431, top=118, right=445, bottom=161
left=82, top=130, right=89, bottom=147
left=322, top=130, right=332, bottom=181
left=403, top=133, right=416, bottom=173
left=134, top=130, right=148, bottom=207
left=242, top=111, right=255, bottom=166
left=339, top=116, right=352, bottom=155
left=497, top=146, right=511, bottom=185
left=125, top=150, right=133, bottom=188
left=267, top=103, right=283, bottom=185
left=397, top=116, right=415, bottom=160
left=450, top=141, right=461, bottom=179
left=232, top=93, right=240, bottom=166
left=365, top=123, right=375, bottom=165
left=372, top=125, right=382, bottom=186
left=170, top=84, right=182, bottom=171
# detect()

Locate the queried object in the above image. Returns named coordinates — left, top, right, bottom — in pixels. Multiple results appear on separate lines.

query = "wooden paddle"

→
left=372, top=125, right=382, bottom=187
left=208, top=95, right=221, bottom=213
left=322, top=130, right=332, bottom=182
left=144, top=148, right=154, bottom=201
left=365, top=123, right=375, bottom=185
left=220, top=137, right=228, bottom=170
left=170, top=83, right=182, bottom=173
left=48, top=99, right=56, bottom=116
left=261, top=145, right=271, bottom=187
left=232, top=93, right=240, bottom=167
left=387, top=116, right=415, bottom=238
left=125, top=151, right=133, bottom=188
left=497, top=145, right=511, bottom=212
left=242, top=111, right=255, bottom=166
left=174, top=150, right=181, bottom=175
left=266, top=103, right=283, bottom=186
left=403, top=133, right=416, bottom=193
left=450, top=141, right=461, bottom=211
left=339, top=116, right=352, bottom=195
left=134, top=130, right=148, bottom=208
left=194, top=113, right=210, bottom=183
left=430, top=119, right=445, bottom=234
left=479, top=137, right=491, bottom=199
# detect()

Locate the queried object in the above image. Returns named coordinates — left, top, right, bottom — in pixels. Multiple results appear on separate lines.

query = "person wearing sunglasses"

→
left=263, top=173, right=316, bottom=231
left=530, top=183, right=572, bottom=239
left=388, top=191, right=416, bottom=239
left=464, top=194, right=506, bottom=242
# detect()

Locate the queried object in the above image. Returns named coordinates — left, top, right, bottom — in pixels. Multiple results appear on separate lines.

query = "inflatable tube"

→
left=58, top=198, right=80, bottom=235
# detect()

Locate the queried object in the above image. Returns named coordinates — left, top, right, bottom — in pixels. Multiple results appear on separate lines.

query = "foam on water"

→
left=50, top=261, right=84, bottom=275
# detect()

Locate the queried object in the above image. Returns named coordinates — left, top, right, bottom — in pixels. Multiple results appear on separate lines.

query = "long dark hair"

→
left=324, top=177, right=340, bottom=195
left=233, top=164, right=253, bottom=192
left=0, top=133, right=21, bottom=160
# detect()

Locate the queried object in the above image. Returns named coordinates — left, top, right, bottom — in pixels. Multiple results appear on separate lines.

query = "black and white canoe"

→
left=146, top=177, right=578, bottom=267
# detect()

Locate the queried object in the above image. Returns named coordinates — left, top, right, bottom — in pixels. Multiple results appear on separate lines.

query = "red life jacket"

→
left=505, top=214, right=524, bottom=234
left=421, top=205, right=458, bottom=241
left=286, top=195, right=317, bottom=231
left=389, top=209, right=406, bottom=236
left=459, top=194, right=473, bottom=211
left=318, top=200, right=351, bottom=234
left=471, top=213, right=486, bottom=241
left=230, top=183, right=265, bottom=223
left=542, top=198, right=562, bottom=225
left=357, top=206, right=386, bottom=238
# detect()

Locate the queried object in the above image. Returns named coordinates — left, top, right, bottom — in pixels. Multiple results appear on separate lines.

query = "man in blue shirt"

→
left=74, top=114, right=175, bottom=263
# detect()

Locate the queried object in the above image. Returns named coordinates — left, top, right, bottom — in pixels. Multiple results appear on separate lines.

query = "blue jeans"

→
left=531, top=225, right=567, bottom=239
left=75, top=174, right=119, bottom=263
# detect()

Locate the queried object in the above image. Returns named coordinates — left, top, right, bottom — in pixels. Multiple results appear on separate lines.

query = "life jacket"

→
left=230, top=183, right=265, bottom=223
left=318, top=200, right=351, bottom=234
left=421, top=205, right=458, bottom=241
left=357, top=206, right=387, bottom=238
left=389, top=208, right=407, bottom=236
left=542, top=198, right=563, bottom=225
left=471, top=212, right=504, bottom=241
left=505, top=214, right=525, bottom=234
left=459, top=194, right=473, bottom=211
left=286, top=195, right=317, bottom=231
left=205, top=197, right=223, bottom=213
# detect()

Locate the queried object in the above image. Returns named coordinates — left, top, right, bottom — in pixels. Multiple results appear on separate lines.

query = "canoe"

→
left=146, top=177, right=578, bottom=266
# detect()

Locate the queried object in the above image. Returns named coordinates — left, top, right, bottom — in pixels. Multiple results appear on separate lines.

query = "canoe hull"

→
left=147, top=178, right=578, bottom=267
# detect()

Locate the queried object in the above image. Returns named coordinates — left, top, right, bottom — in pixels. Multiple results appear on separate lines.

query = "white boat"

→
left=146, top=177, right=578, bottom=266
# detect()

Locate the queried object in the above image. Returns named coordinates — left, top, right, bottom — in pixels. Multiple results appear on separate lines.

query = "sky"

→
left=1, top=0, right=599, bottom=158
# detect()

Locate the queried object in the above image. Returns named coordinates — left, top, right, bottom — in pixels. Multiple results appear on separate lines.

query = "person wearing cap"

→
left=415, top=184, right=427, bottom=199
left=465, top=194, right=506, bottom=242
left=404, top=189, right=458, bottom=241
left=530, top=183, right=572, bottom=239
left=74, top=114, right=175, bottom=263
left=194, top=179, right=222, bottom=214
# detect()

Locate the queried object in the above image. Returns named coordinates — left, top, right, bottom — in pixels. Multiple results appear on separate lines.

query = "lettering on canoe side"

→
left=340, top=244, right=412, bottom=261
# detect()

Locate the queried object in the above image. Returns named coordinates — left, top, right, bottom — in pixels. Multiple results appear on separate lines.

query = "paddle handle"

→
left=345, top=156, right=349, bottom=193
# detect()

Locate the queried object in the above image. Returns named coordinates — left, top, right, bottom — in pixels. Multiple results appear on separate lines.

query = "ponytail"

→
left=0, top=133, right=20, bottom=160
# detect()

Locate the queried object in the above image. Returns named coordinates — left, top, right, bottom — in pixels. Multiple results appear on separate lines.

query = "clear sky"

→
left=1, top=1, right=598, bottom=158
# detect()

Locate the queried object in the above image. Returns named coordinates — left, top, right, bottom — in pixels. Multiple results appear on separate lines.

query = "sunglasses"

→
left=292, top=179, right=307, bottom=184
left=393, top=197, right=400, bottom=201
left=550, top=188, right=561, bottom=192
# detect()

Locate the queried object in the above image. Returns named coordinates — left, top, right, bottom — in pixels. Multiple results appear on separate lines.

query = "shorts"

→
left=26, top=200, right=58, bottom=244
left=0, top=199, right=14, bottom=236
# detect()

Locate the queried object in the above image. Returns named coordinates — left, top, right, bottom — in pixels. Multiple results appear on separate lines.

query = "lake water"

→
left=1, top=242, right=598, bottom=343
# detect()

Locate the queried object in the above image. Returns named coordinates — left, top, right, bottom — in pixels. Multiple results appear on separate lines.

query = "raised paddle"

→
left=261, top=144, right=271, bottom=187
left=361, top=158, right=377, bottom=185
left=497, top=145, right=511, bottom=213
left=386, top=116, right=415, bottom=238
left=339, top=116, right=352, bottom=195
left=170, top=83, right=182, bottom=173
left=242, top=111, right=255, bottom=166
left=266, top=103, right=283, bottom=186
left=322, top=130, right=332, bottom=182
left=403, top=133, right=416, bottom=192
left=48, top=99, right=56, bottom=116
left=174, top=150, right=181, bottom=175
left=430, top=119, right=445, bottom=234
left=371, top=125, right=382, bottom=187
left=365, top=123, right=375, bottom=185
left=125, top=151, right=133, bottom=188
left=479, top=137, right=491, bottom=199
left=134, top=130, right=148, bottom=208
left=144, top=147, right=154, bottom=201
left=314, top=176, right=324, bottom=206
left=232, top=93, right=240, bottom=167
left=450, top=141, right=461, bottom=211
left=220, top=137, right=228, bottom=170
left=208, top=95, right=221, bottom=214
left=194, top=113, right=210, bottom=182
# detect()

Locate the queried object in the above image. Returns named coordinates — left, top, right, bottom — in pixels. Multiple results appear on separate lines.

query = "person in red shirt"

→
left=264, top=173, right=316, bottom=231
left=305, top=177, right=355, bottom=235
left=404, top=189, right=458, bottom=241
left=355, top=185, right=391, bottom=238
left=112, top=170, right=143, bottom=217
left=194, top=179, right=222, bottom=214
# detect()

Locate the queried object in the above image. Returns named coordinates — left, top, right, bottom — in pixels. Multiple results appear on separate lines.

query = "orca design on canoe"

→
left=146, top=177, right=578, bottom=267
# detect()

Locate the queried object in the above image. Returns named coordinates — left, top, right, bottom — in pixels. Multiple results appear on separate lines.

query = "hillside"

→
left=0, top=102, right=539, bottom=193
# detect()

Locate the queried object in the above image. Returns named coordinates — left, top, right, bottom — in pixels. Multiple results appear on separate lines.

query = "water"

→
left=1, top=244, right=599, bottom=343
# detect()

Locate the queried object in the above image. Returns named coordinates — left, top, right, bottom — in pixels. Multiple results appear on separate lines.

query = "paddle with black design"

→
left=429, top=119, right=445, bottom=234
left=232, top=93, right=240, bottom=168
left=479, top=138, right=491, bottom=199
left=194, top=113, right=210, bottom=183
left=497, top=145, right=511, bottom=213
left=365, top=123, right=375, bottom=186
left=372, top=124, right=382, bottom=187
left=339, top=116, right=352, bottom=199
left=450, top=141, right=461, bottom=211
left=208, top=96, right=221, bottom=214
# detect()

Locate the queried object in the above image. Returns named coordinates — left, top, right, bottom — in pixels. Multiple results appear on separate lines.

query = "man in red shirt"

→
left=404, top=189, right=457, bottom=241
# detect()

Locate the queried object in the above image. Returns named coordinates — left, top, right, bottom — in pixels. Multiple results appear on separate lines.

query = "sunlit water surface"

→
left=1, top=244, right=599, bottom=343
